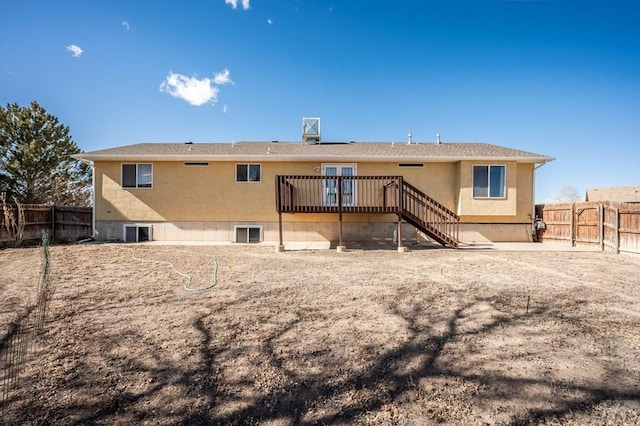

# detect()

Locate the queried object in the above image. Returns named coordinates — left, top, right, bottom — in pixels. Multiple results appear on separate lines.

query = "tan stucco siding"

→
left=96, top=162, right=165, bottom=222
left=517, top=162, right=534, bottom=220
left=357, top=162, right=459, bottom=212
left=96, top=161, right=291, bottom=222
left=94, top=160, right=464, bottom=223
left=93, top=158, right=538, bottom=243
left=456, top=161, right=533, bottom=220
left=94, top=159, right=534, bottom=227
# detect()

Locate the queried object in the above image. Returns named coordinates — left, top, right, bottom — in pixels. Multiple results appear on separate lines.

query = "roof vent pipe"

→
left=436, top=133, right=441, bottom=144
left=407, top=132, right=412, bottom=145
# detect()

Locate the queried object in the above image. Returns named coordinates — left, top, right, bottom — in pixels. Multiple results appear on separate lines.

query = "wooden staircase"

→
left=399, top=180, right=459, bottom=248
left=276, top=175, right=459, bottom=249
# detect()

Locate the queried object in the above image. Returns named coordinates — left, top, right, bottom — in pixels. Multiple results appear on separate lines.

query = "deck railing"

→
left=276, top=175, right=459, bottom=248
left=401, top=181, right=459, bottom=248
left=276, top=175, right=402, bottom=214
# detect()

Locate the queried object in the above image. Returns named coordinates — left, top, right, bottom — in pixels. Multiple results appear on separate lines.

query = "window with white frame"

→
left=234, top=225, right=262, bottom=243
left=122, top=163, right=152, bottom=188
left=473, top=165, right=505, bottom=198
left=236, top=164, right=261, bottom=182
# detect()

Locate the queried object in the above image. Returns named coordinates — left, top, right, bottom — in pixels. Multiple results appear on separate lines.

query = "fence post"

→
left=570, top=202, right=576, bottom=247
left=599, top=203, right=604, bottom=251
left=50, top=205, right=56, bottom=242
left=16, top=203, right=22, bottom=242
left=614, top=206, right=620, bottom=255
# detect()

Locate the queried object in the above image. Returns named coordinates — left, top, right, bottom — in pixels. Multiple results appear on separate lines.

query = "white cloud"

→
left=225, top=0, right=250, bottom=10
left=66, top=44, right=83, bottom=57
left=160, top=70, right=233, bottom=106
left=160, top=73, right=219, bottom=106
left=122, top=21, right=130, bottom=31
left=213, top=68, right=233, bottom=85
left=223, top=105, right=229, bottom=114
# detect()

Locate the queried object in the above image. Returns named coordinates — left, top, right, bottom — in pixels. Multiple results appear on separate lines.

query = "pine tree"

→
left=0, top=101, right=90, bottom=205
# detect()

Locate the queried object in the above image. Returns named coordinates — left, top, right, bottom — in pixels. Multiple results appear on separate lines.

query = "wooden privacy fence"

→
left=535, top=202, right=640, bottom=255
left=0, top=205, right=92, bottom=244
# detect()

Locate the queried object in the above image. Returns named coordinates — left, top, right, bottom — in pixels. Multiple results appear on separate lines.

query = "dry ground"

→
left=1, top=243, right=639, bottom=425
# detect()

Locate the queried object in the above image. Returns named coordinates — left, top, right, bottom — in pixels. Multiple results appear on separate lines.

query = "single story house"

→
left=74, top=133, right=553, bottom=248
left=585, top=186, right=640, bottom=203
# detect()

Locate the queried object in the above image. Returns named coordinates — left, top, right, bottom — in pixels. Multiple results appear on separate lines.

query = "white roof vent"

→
left=302, top=117, right=321, bottom=144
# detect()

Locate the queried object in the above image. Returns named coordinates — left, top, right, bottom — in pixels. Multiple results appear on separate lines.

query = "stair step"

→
left=400, top=181, right=459, bottom=249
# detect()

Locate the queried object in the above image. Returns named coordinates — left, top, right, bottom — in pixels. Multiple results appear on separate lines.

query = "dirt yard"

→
left=1, top=243, right=639, bottom=425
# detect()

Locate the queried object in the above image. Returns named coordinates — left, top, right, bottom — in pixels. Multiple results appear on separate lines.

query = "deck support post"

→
left=397, top=215, right=407, bottom=252
left=336, top=177, right=346, bottom=252
left=276, top=212, right=284, bottom=252
left=274, top=175, right=458, bottom=251
left=337, top=212, right=346, bottom=252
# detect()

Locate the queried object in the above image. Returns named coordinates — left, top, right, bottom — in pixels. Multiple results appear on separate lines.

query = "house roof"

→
left=585, top=186, right=640, bottom=202
left=74, top=141, right=554, bottom=164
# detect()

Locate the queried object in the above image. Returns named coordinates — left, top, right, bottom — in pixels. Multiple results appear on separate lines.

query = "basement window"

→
left=183, top=162, right=210, bottom=167
left=398, top=163, right=424, bottom=168
left=234, top=225, right=262, bottom=243
left=123, top=224, right=152, bottom=243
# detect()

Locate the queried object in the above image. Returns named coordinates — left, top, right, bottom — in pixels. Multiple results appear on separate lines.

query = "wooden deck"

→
left=276, top=175, right=402, bottom=214
left=276, top=175, right=460, bottom=250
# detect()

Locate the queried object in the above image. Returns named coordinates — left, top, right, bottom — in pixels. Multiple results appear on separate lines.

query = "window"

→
left=236, top=164, right=261, bottom=182
left=123, top=224, right=152, bottom=242
left=234, top=225, right=262, bottom=243
left=473, top=165, right=505, bottom=198
left=122, top=163, right=152, bottom=188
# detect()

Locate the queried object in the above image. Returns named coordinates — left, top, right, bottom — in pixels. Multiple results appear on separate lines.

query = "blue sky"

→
left=1, top=0, right=639, bottom=202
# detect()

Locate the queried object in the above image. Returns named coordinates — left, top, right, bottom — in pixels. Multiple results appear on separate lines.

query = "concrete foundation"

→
left=95, top=220, right=534, bottom=244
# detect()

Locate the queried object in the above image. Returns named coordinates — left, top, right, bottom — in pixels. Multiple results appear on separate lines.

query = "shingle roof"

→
left=74, top=141, right=554, bottom=163
left=586, top=186, right=640, bottom=202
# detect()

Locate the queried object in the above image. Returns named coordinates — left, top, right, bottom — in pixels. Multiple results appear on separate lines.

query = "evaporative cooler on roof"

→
left=302, top=117, right=321, bottom=144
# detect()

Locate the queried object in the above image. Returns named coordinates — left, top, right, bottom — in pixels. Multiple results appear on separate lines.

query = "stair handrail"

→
left=401, top=180, right=459, bottom=247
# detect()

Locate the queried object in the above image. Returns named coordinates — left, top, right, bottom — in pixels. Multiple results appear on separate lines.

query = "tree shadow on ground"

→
left=3, top=289, right=639, bottom=425
left=177, top=297, right=639, bottom=425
